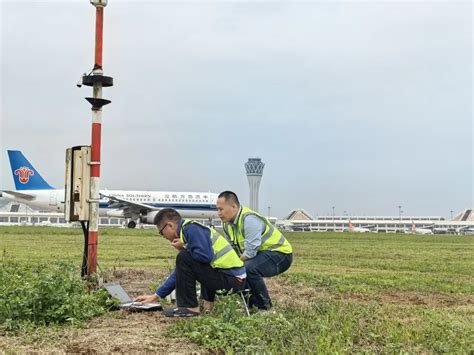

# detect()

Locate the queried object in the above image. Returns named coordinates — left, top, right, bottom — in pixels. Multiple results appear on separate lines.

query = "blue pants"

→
left=244, top=251, right=293, bottom=309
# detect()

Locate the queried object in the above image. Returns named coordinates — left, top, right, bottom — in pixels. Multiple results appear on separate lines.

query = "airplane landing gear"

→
left=127, top=220, right=137, bottom=229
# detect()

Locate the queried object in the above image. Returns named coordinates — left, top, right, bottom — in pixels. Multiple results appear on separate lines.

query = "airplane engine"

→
left=141, top=210, right=159, bottom=224
left=106, top=209, right=126, bottom=218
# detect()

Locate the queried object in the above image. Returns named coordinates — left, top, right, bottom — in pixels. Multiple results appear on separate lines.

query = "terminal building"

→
left=278, top=209, right=474, bottom=234
left=1, top=201, right=473, bottom=234
left=0, top=202, right=124, bottom=228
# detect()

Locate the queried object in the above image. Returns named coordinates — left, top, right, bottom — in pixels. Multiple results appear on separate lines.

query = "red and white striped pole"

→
left=82, top=0, right=113, bottom=275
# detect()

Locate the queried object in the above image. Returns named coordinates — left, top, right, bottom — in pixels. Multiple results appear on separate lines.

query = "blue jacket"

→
left=155, top=219, right=246, bottom=298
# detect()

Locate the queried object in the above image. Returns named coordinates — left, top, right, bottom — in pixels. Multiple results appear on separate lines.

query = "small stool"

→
left=216, top=288, right=251, bottom=316
left=237, top=289, right=251, bottom=316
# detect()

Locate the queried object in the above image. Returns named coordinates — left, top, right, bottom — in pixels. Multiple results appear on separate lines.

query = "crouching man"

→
left=217, top=191, right=293, bottom=310
left=135, top=208, right=246, bottom=317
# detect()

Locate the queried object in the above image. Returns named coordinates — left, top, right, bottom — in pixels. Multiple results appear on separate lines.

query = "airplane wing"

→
left=1, top=190, right=35, bottom=201
left=420, top=224, right=435, bottom=229
left=100, top=193, right=158, bottom=216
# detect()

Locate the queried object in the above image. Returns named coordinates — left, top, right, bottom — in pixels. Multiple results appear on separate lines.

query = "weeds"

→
left=0, top=259, right=116, bottom=332
left=168, top=295, right=473, bottom=353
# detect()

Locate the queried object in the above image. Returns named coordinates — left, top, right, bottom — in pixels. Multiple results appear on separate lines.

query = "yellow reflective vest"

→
left=179, top=219, right=244, bottom=269
left=223, top=206, right=292, bottom=255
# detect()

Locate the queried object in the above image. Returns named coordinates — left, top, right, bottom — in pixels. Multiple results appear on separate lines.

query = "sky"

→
left=0, top=0, right=472, bottom=219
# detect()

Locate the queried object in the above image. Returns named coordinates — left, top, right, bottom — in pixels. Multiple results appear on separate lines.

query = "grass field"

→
left=1, top=226, right=473, bottom=353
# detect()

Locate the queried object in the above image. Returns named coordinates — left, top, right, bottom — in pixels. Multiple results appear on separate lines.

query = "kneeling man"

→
left=135, top=208, right=246, bottom=317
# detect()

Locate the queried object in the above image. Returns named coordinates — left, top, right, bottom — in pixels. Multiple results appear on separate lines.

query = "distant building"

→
left=453, top=208, right=474, bottom=222
left=285, top=209, right=314, bottom=221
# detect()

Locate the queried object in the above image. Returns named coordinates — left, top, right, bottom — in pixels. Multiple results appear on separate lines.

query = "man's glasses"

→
left=158, top=223, right=168, bottom=236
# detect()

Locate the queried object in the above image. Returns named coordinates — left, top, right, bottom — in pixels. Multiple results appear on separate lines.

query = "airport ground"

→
left=0, top=227, right=473, bottom=353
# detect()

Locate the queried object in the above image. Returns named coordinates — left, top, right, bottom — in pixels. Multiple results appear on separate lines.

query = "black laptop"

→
left=103, top=283, right=162, bottom=312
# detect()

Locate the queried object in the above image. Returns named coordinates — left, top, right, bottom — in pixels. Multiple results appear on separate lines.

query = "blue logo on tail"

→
left=8, top=150, right=54, bottom=190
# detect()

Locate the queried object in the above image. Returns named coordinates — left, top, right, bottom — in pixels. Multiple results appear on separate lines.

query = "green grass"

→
left=1, top=226, right=473, bottom=352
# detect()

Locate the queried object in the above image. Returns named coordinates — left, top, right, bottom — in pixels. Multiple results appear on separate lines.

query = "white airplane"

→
left=410, top=221, right=434, bottom=235
left=347, top=219, right=374, bottom=233
left=447, top=225, right=472, bottom=235
left=1, top=150, right=218, bottom=228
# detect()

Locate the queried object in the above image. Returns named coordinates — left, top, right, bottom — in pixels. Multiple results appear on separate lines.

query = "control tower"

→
left=245, top=158, right=265, bottom=212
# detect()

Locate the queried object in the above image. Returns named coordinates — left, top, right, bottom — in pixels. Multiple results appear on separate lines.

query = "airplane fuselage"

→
left=2, top=189, right=218, bottom=220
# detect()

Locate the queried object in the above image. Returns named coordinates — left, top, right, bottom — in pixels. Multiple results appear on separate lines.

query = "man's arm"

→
left=156, top=269, right=176, bottom=298
left=184, top=224, right=214, bottom=263
left=135, top=269, right=176, bottom=303
left=241, top=215, right=266, bottom=260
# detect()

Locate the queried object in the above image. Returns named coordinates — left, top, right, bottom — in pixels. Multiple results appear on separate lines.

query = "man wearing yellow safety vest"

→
left=216, top=191, right=293, bottom=310
left=135, top=208, right=246, bottom=317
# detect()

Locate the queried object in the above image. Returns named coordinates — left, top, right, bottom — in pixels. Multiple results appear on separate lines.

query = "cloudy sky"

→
left=1, top=1, right=472, bottom=218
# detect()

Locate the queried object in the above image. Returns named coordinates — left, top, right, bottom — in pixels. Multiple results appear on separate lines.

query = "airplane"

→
left=447, top=225, right=472, bottom=235
left=347, top=219, right=374, bottom=233
left=410, top=221, right=434, bottom=235
left=1, top=150, right=219, bottom=228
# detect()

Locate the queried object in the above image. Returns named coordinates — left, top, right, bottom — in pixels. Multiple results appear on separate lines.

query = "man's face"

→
left=157, top=220, right=178, bottom=242
left=216, top=197, right=238, bottom=223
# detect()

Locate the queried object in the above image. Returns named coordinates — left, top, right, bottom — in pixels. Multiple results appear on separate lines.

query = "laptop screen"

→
left=103, top=284, right=132, bottom=304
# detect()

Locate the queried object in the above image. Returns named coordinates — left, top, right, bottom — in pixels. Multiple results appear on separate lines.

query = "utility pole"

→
left=332, top=206, right=335, bottom=231
left=398, top=205, right=402, bottom=233
left=80, top=0, right=113, bottom=275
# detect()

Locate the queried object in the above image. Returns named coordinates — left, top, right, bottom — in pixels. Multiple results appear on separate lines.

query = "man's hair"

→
left=153, top=208, right=181, bottom=226
left=218, top=191, right=240, bottom=206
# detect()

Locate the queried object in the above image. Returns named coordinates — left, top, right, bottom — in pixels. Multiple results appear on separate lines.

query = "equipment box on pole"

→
left=65, top=146, right=91, bottom=222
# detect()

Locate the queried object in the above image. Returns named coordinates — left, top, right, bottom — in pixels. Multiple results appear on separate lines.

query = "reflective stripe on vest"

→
left=180, top=220, right=244, bottom=269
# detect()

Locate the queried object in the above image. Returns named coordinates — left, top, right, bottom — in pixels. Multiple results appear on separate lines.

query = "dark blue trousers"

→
left=244, top=251, right=293, bottom=309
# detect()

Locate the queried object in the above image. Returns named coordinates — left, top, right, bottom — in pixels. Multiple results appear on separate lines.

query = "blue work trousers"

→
left=244, top=250, right=293, bottom=309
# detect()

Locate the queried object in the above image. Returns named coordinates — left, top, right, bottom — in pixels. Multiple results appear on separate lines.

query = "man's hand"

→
left=134, top=294, right=159, bottom=304
left=240, top=254, right=249, bottom=261
left=171, top=238, right=185, bottom=251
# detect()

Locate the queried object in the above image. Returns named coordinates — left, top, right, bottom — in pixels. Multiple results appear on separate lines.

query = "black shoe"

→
left=256, top=299, right=273, bottom=311
left=162, top=307, right=200, bottom=318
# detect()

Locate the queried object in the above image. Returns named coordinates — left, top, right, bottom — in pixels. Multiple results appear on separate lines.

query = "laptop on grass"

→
left=103, top=283, right=162, bottom=312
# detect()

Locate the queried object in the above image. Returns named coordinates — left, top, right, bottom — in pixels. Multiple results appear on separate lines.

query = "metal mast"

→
left=79, top=0, right=113, bottom=275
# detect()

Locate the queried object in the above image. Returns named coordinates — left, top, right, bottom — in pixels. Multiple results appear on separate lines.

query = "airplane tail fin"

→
left=7, top=150, right=54, bottom=190
left=411, top=221, right=416, bottom=232
left=348, top=219, right=353, bottom=232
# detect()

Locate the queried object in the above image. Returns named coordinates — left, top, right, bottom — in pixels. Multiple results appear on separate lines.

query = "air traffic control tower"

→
left=245, top=158, right=265, bottom=213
